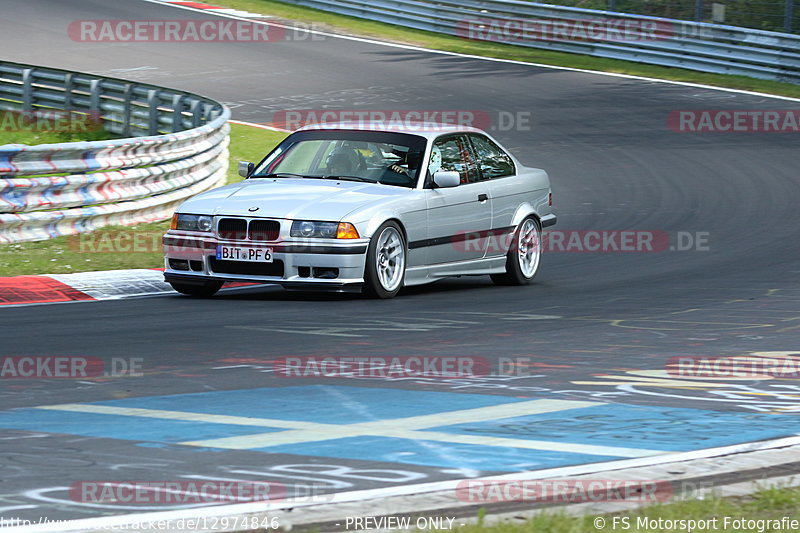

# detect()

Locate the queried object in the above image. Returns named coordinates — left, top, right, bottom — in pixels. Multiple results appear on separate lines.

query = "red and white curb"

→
left=0, top=120, right=281, bottom=308
left=0, top=269, right=263, bottom=306
left=0, top=269, right=175, bottom=306
left=158, top=0, right=272, bottom=19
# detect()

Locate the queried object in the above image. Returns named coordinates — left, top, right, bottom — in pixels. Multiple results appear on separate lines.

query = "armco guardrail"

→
left=282, top=0, right=800, bottom=83
left=0, top=61, right=230, bottom=243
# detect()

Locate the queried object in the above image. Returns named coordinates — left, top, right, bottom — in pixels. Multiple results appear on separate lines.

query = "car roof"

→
left=294, top=121, right=485, bottom=140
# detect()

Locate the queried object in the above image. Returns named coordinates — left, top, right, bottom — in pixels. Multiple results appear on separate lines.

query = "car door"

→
left=467, top=133, right=518, bottom=258
left=420, top=133, right=492, bottom=264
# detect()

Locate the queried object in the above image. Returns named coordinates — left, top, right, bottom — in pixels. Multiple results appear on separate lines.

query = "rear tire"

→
left=169, top=281, right=223, bottom=297
left=363, top=221, right=406, bottom=299
left=491, top=217, right=542, bottom=286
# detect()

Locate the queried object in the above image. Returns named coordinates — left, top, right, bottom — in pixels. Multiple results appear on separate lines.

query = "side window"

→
left=468, top=134, right=515, bottom=180
left=428, top=135, right=479, bottom=185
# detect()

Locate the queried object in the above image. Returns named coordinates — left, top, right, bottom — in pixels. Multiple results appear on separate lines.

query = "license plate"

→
left=216, top=245, right=273, bottom=262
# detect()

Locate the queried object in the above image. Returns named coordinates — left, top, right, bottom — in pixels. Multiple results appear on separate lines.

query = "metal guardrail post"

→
left=695, top=0, right=704, bottom=22
left=171, top=94, right=184, bottom=133
left=147, top=89, right=159, bottom=135
left=63, top=73, right=74, bottom=111
left=189, top=99, right=202, bottom=129
left=122, top=83, right=134, bottom=137
left=89, top=79, right=101, bottom=115
left=202, top=103, right=216, bottom=123
left=21, top=68, right=33, bottom=110
left=787, top=0, right=795, bottom=33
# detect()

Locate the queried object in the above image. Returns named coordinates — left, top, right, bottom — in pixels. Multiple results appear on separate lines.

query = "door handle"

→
left=478, top=194, right=488, bottom=202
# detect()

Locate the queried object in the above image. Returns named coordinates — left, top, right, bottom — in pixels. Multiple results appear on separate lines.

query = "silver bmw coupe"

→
left=163, top=122, right=556, bottom=298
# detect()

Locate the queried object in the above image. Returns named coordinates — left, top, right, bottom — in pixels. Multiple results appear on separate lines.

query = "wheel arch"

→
left=510, top=202, right=542, bottom=229
left=381, top=217, right=408, bottom=245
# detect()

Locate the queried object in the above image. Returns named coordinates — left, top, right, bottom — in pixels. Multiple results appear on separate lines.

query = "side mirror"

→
left=433, top=171, right=460, bottom=188
left=238, top=161, right=254, bottom=178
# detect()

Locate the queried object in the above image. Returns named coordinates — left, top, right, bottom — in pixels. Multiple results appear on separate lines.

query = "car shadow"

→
left=176, top=276, right=504, bottom=302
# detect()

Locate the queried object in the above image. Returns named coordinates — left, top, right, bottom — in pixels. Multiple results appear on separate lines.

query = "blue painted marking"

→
left=0, top=409, right=283, bottom=443
left=94, top=385, right=527, bottom=424
left=430, top=403, right=798, bottom=452
left=255, top=436, right=622, bottom=470
left=0, top=386, right=798, bottom=474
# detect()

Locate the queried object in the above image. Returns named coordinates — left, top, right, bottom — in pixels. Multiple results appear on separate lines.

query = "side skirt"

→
left=403, top=256, right=507, bottom=287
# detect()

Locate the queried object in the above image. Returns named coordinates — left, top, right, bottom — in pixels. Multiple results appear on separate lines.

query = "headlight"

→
left=290, top=221, right=360, bottom=239
left=171, top=214, right=213, bottom=232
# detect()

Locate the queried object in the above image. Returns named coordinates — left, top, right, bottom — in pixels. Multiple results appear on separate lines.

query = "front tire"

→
left=491, top=217, right=542, bottom=286
left=363, top=221, right=406, bottom=299
left=169, top=280, right=223, bottom=297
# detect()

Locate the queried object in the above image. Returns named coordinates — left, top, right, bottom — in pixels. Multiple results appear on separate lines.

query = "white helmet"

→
left=428, top=145, right=442, bottom=174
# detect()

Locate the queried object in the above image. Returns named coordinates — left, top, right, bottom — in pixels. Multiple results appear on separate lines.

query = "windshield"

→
left=251, top=130, right=427, bottom=188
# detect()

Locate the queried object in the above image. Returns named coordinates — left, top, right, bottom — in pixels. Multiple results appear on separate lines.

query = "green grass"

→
left=0, top=123, right=286, bottom=277
left=0, top=126, right=117, bottom=146
left=455, top=486, right=800, bottom=532
left=0, top=105, right=118, bottom=145
left=211, top=0, right=800, bottom=99
left=226, top=123, right=287, bottom=184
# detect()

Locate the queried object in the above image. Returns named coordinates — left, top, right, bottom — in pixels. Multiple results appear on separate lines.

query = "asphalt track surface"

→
left=1, top=0, right=800, bottom=524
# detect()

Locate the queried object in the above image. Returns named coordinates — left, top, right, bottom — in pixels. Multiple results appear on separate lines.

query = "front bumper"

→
left=162, top=232, right=369, bottom=292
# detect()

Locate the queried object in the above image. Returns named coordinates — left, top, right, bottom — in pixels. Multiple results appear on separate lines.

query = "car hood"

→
left=178, top=178, right=410, bottom=221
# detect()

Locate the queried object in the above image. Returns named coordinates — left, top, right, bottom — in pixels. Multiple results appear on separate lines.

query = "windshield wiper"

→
left=320, top=175, right=374, bottom=183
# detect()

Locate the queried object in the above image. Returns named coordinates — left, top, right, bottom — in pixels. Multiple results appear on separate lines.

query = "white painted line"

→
left=142, top=0, right=800, bottom=103
left=381, top=430, right=663, bottom=457
left=387, top=399, right=603, bottom=429
left=181, top=426, right=662, bottom=457
left=229, top=119, right=290, bottom=132
left=8, top=436, right=800, bottom=532
left=36, top=398, right=658, bottom=456
left=11, top=1, right=791, bottom=531
left=34, top=404, right=330, bottom=430
left=37, top=398, right=601, bottom=429
left=170, top=399, right=661, bottom=456
left=207, top=8, right=265, bottom=17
